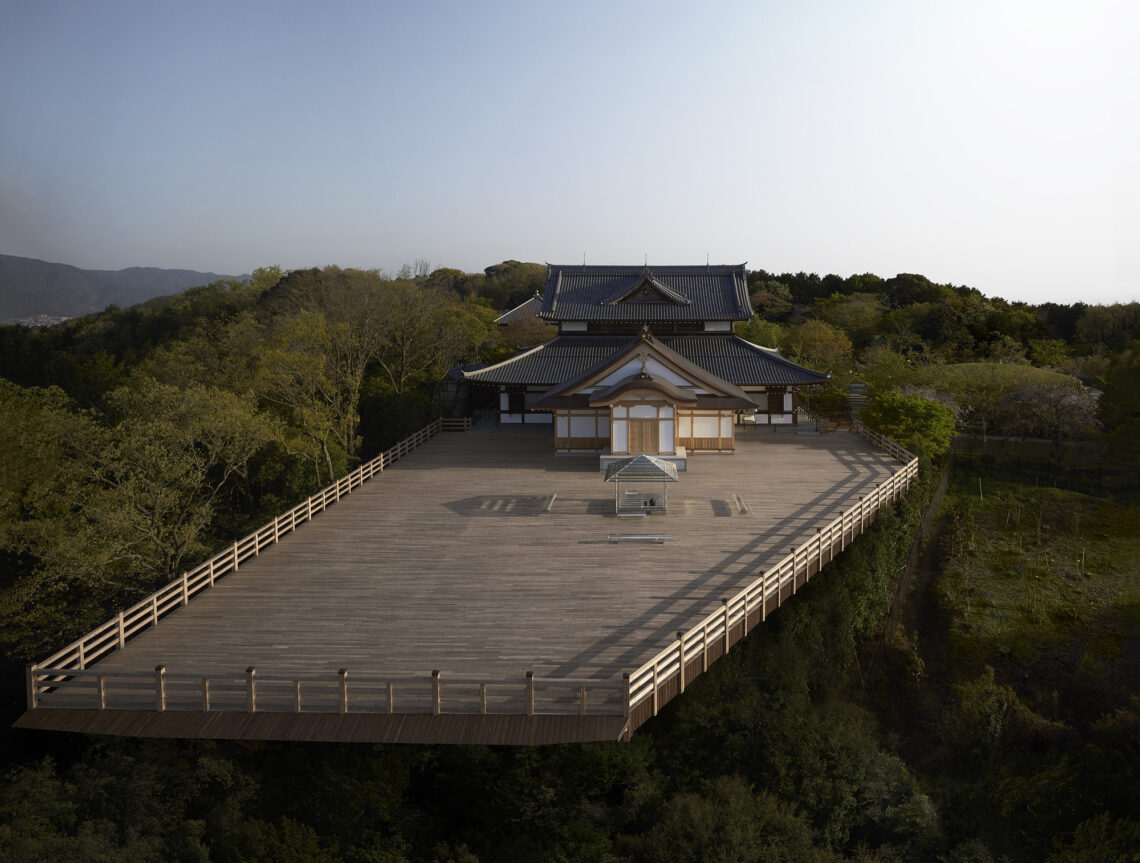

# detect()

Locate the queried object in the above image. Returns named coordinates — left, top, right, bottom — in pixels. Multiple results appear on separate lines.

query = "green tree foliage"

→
left=779, top=320, right=853, bottom=374
left=861, top=391, right=956, bottom=458
left=813, top=292, right=887, bottom=349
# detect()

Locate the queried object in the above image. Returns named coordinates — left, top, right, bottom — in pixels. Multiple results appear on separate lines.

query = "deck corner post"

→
left=677, top=630, right=687, bottom=694
left=840, top=509, right=847, bottom=550
left=858, top=496, right=865, bottom=534
left=431, top=669, right=440, bottom=716
left=246, top=666, right=256, bottom=713
left=721, top=597, right=730, bottom=653
left=155, top=665, right=166, bottom=712
left=340, top=668, right=349, bottom=715
left=622, top=672, right=631, bottom=718
left=651, top=662, right=659, bottom=716
left=525, top=671, right=535, bottom=717
left=26, top=663, right=38, bottom=710
left=760, top=572, right=768, bottom=621
left=117, top=610, right=126, bottom=650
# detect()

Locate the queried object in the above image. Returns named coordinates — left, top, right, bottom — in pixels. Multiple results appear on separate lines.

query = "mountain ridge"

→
left=0, top=254, right=241, bottom=322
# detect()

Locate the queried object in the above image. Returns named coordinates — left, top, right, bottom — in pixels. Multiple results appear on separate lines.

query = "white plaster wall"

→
left=660, top=420, right=675, bottom=451
left=612, top=420, right=628, bottom=451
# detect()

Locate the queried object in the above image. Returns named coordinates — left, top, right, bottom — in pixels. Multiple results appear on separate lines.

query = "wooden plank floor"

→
left=37, top=426, right=897, bottom=698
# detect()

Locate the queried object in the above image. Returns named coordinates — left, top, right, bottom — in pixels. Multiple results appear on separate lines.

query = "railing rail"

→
left=28, top=665, right=624, bottom=717
left=620, top=421, right=919, bottom=737
left=28, top=416, right=468, bottom=698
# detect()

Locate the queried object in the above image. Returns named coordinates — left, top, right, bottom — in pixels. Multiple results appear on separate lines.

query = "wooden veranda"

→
left=17, top=416, right=915, bottom=744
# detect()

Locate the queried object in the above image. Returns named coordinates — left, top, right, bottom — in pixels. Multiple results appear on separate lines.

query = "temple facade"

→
left=465, top=264, right=829, bottom=458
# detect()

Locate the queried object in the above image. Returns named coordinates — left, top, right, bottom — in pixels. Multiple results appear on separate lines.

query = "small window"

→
left=508, top=391, right=526, bottom=413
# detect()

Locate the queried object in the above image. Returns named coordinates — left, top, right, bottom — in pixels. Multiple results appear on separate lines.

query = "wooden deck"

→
left=19, top=425, right=899, bottom=742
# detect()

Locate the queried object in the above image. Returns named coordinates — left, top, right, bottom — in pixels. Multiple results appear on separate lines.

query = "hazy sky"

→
left=2, top=0, right=1136, bottom=304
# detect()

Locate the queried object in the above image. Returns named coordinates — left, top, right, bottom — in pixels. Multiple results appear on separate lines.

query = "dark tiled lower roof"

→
left=464, top=335, right=829, bottom=387
left=494, top=293, right=543, bottom=324
left=661, top=336, right=830, bottom=386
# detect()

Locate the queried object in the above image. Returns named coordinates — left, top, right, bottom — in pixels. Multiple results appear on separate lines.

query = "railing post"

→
left=294, top=680, right=302, bottom=713
left=525, top=671, right=535, bottom=717
left=246, top=666, right=256, bottom=713
left=480, top=682, right=488, bottom=715
left=78, top=639, right=86, bottom=670
left=26, top=663, right=38, bottom=710
left=859, top=496, right=865, bottom=534
left=431, top=669, right=440, bottom=716
left=651, top=662, right=659, bottom=716
left=840, top=510, right=847, bottom=551
left=702, top=622, right=709, bottom=671
left=118, top=611, right=125, bottom=650
left=208, top=558, right=215, bottom=587
left=677, top=631, right=686, bottom=694
left=622, top=672, right=631, bottom=719
left=579, top=685, right=588, bottom=716
left=181, top=571, right=189, bottom=606
left=791, top=546, right=798, bottom=594
left=155, top=665, right=166, bottom=712
left=816, top=527, right=823, bottom=574
left=386, top=681, right=394, bottom=714
left=152, top=595, right=159, bottom=626
left=760, top=572, right=768, bottom=620
left=340, top=668, right=349, bottom=715
left=202, top=678, right=211, bottom=711
left=97, top=675, right=106, bottom=710
left=722, top=597, right=730, bottom=653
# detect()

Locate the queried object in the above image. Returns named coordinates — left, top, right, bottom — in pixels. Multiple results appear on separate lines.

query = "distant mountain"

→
left=0, top=254, right=239, bottom=323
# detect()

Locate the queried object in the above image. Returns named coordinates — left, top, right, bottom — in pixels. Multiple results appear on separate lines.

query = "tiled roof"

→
left=661, top=336, right=831, bottom=386
left=494, top=293, right=543, bottom=324
left=541, top=265, right=751, bottom=323
left=464, top=334, right=830, bottom=387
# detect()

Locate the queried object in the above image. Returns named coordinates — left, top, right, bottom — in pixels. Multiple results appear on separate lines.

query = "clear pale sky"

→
left=2, top=0, right=1136, bottom=305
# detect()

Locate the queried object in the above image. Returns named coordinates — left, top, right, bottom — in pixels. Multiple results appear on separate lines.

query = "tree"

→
left=813, top=292, right=887, bottom=349
left=779, top=320, right=852, bottom=373
left=861, top=390, right=956, bottom=458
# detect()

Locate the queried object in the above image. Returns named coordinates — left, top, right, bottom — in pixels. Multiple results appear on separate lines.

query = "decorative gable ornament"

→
left=601, top=268, right=692, bottom=306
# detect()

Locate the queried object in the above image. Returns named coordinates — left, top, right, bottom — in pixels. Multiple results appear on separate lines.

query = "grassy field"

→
left=934, top=471, right=1140, bottom=697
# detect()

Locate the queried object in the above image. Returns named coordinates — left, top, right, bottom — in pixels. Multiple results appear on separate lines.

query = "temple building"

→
left=464, top=264, right=829, bottom=461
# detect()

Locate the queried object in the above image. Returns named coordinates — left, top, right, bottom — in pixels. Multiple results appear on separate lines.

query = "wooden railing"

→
left=26, top=412, right=915, bottom=735
left=619, top=422, right=917, bottom=739
left=28, top=665, right=623, bottom=717
left=26, top=416, right=470, bottom=706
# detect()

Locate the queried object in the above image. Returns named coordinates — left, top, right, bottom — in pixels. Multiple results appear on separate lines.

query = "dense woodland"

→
left=2, top=262, right=1138, bottom=861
